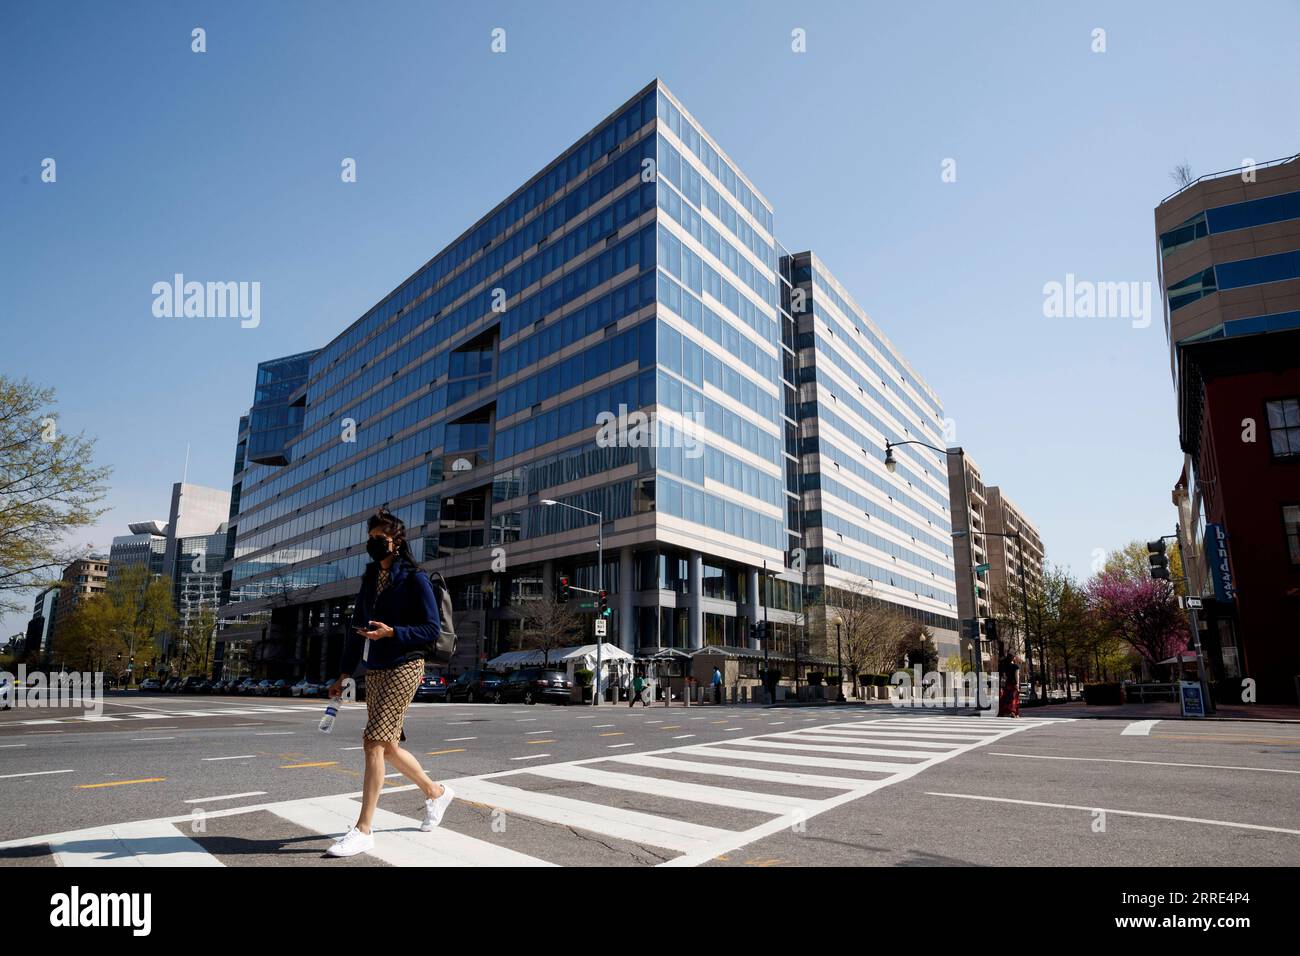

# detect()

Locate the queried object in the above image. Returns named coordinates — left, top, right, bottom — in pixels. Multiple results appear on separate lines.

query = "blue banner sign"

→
left=1204, top=523, right=1236, bottom=603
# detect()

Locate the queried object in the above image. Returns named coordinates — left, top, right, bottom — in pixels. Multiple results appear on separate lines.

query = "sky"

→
left=3, top=0, right=1298, bottom=638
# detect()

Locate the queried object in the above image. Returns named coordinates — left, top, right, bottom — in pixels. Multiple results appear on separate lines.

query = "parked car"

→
left=162, top=677, right=183, bottom=693
left=216, top=677, right=241, bottom=694
left=413, top=671, right=448, bottom=702
left=290, top=678, right=311, bottom=697
left=0, top=676, right=11, bottom=710
left=253, top=679, right=274, bottom=696
left=181, top=677, right=209, bottom=694
left=267, top=678, right=291, bottom=697
left=235, top=677, right=259, bottom=695
left=493, top=668, right=573, bottom=705
left=447, top=670, right=503, bottom=704
left=138, top=678, right=161, bottom=692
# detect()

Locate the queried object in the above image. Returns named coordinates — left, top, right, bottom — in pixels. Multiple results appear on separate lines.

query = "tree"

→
left=1086, top=569, right=1189, bottom=672
left=897, top=622, right=938, bottom=674
left=0, top=377, right=111, bottom=615
left=58, top=595, right=126, bottom=673
left=1170, top=162, right=1194, bottom=188
left=822, top=582, right=909, bottom=694
left=1103, top=540, right=1185, bottom=596
left=179, top=606, right=218, bottom=677
left=514, top=596, right=584, bottom=667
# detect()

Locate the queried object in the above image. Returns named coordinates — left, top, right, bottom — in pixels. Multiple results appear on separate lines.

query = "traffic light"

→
left=985, top=618, right=999, bottom=645
left=598, top=589, right=609, bottom=617
left=557, top=575, right=570, bottom=601
left=756, top=621, right=767, bottom=643
left=1147, top=540, right=1170, bottom=580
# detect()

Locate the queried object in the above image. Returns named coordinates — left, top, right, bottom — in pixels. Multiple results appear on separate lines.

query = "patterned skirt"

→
left=363, top=658, right=424, bottom=742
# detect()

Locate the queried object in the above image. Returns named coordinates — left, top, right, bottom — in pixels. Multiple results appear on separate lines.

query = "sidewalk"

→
left=1021, top=699, right=1300, bottom=723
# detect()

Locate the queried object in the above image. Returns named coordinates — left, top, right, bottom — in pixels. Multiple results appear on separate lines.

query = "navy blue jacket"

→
left=341, top=560, right=441, bottom=674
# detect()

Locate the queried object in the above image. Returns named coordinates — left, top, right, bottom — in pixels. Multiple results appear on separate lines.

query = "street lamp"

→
left=833, top=617, right=846, bottom=703
left=541, top=498, right=604, bottom=706
left=884, top=440, right=986, bottom=708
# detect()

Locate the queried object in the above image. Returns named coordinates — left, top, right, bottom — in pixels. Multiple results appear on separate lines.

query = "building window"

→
left=1284, top=504, right=1300, bottom=565
left=1266, top=399, right=1300, bottom=459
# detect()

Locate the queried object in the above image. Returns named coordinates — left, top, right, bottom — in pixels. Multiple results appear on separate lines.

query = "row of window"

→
left=657, top=272, right=782, bottom=386
left=492, top=441, right=648, bottom=504
left=1160, top=188, right=1300, bottom=258
left=495, top=369, right=656, bottom=461
left=807, top=471, right=953, bottom=557
left=498, top=321, right=655, bottom=418
left=305, top=176, right=655, bottom=432
left=657, top=475, right=785, bottom=552
left=313, top=91, right=657, bottom=373
left=657, top=225, right=778, bottom=346
left=657, top=368, right=783, bottom=463
left=1168, top=251, right=1300, bottom=312
left=802, top=328, right=948, bottom=476
left=656, top=89, right=774, bottom=234
left=656, top=149, right=777, bottom=304
left=498, top=272, right=654, bottom=378
left=806, top=266, right=942, bottom=425
left=652, top=419, right=784, bottom=510
left=247, top=225, right=657, bottom=510
left=656, top=319, right=781, bottom=425
left=810, top=547, right=956, bottom=605
left=806, top=297, right=944, bottom=436
left=804, top=508, right=955, bottom=581
left=806, top=403, right=950, bottom=514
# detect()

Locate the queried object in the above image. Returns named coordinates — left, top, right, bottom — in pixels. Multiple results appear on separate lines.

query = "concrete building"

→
left=108, top=520, right=168, bottom=584
left=945, top=452, right=990, bottom=667
left=1155, top=152, right=1300, bottom=702
left=50, top=556, right=108, bottom=662
left=984, top=485, right=1044, bottom=663
left=217, top=80, right=956, bottom=686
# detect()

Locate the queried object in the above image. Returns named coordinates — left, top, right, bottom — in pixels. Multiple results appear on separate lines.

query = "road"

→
left=1, top=693, right=1297, bottom=867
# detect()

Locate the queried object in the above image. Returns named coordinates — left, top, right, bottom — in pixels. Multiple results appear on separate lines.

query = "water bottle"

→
left=319, top=695, right=342, bottom=733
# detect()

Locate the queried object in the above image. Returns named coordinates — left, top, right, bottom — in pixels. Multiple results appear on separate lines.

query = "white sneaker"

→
left=421, top=785, right=455, bottom=831
left=326, top=827, right=374, bottom=858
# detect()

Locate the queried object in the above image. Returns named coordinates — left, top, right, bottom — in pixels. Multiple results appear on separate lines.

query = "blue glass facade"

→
left=218, top=80, right=956, bottom=674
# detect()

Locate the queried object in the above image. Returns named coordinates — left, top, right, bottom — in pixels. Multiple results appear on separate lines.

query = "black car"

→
left=234, top=677, right=259, bottom=695
left=493, top=668, right=573, bottom=705
left=181, top=677, right=210, bottom=694
left=414, top=671, right=449, bottom=702
left=267, top=679, right=291, bottom=697
left=447, top=670, right=503, bottom=704
left=161, top=677, right=183, bottom=693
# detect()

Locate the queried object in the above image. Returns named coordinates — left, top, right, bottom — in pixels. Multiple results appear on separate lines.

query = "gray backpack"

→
left=422, top=569, right=457, bottom=665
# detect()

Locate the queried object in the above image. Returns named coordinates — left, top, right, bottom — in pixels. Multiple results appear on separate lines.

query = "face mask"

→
left=366, top=537, right=392, bottom=562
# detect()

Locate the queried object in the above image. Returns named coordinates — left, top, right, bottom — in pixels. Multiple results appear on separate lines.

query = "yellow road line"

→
left=527, top=739, right=556, bottom=744
left=280, top=761, right=339, bottom=769
left=77, top=777, right=166, bottom=789
left=661, top=726, right=681, bottom=730
left=425, top=748, right=466, bottom=756
left=599, top=732, right=624, bottom=737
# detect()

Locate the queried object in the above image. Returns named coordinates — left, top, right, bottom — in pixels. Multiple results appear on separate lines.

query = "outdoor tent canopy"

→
left=485, top=642, right=633, bottom=670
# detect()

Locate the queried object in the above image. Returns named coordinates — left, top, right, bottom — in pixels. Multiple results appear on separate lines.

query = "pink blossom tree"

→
left=1086, top=568, right=1188, bottom=668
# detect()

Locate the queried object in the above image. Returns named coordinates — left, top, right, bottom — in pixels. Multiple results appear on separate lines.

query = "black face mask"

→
left=366, top=537, right=393, bottom=562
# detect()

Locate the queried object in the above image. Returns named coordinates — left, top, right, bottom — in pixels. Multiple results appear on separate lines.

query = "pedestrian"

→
left=998, top=652, right=1021, bottom=718
left=711, top=664, right=722, bottom=704
left=630, top=672, right=645, bottom=707
left=620, top=670, right=629, bottom=703
left=325, top=508, right=455, bottom=858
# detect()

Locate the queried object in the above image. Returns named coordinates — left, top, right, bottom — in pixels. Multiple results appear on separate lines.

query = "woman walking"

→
left=997, top=652, right=1021, bottom=718
left=325, top=509, right=454, bottom=857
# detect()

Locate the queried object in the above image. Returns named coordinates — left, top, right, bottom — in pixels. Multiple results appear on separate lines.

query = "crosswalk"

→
left=3, top=704, right=317, bottom=726
left=0, top=714, right=1069, bottom=867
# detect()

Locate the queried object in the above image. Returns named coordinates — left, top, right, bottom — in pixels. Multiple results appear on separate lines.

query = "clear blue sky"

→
left=3, top=0, right=1297, bottom=637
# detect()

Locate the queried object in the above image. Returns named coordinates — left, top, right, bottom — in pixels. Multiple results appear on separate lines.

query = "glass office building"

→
left=217, top=80, right=957, bottom=679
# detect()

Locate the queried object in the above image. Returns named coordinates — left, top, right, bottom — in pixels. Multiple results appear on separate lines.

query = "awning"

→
left=486, top=642, right=633, bottom=669
left=1157, top=651, right=1200, bottom=665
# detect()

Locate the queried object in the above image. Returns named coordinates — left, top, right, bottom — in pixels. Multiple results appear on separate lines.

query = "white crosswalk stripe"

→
left=5, top=704, right=316, bottom=726
left=0, top=713, right=1068, bottom=867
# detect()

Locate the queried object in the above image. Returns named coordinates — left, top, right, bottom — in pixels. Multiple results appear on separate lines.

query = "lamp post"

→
left=885, top=440, right=985, bottom=708
left=834, top=618, right=845, bottom=703
left=541, top=499, right=603, bottom=706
